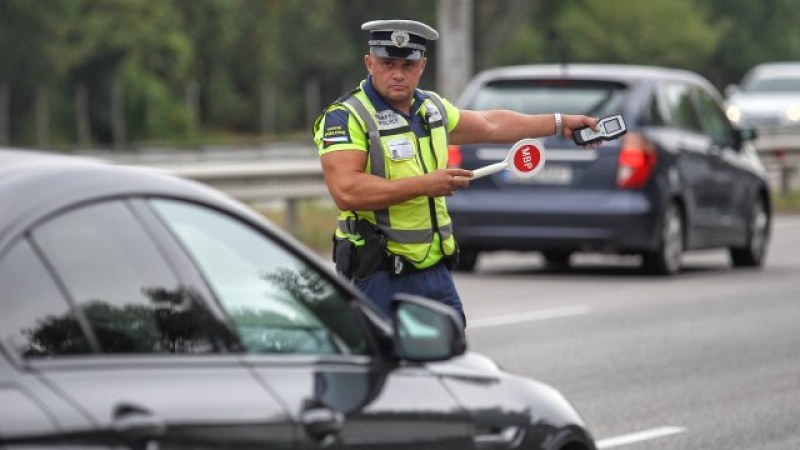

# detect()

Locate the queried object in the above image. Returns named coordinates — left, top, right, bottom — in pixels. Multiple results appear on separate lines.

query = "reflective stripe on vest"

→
left=338, top=218, right=453, bottom=243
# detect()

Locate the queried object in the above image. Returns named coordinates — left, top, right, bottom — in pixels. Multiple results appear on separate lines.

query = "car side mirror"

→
left=390, top=294, right=466, bottom=362
left=732, top=126, right=758, bottom=150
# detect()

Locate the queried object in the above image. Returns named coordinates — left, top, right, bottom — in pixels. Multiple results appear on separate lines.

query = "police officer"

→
left=313, top=19, right=597, bottom=327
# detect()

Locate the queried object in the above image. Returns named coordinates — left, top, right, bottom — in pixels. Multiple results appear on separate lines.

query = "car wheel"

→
left=730, top=196, right=769, bottom=267
left=455, top=249, right=478, bottom=272
left=542, top=250, right=572, bottom=270
left=642, top=202, right=683, bottom=275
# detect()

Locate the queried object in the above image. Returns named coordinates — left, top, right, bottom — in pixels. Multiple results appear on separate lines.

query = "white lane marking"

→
left=469, top=305, right=590, bottom=329
left=596, top=426, right=688, bottom=449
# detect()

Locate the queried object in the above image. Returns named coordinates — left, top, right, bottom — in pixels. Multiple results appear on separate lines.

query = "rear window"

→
left=468, top=79, right=627, bottom=116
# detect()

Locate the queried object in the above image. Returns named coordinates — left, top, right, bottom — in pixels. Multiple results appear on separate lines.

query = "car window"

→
left=0, top=239, right=94, bottom=357
left=469, top=79, right=626, bottom=116
left=661, top=83, right=699, bottom=131
left=640, top=91, right=667, bottom=126
left=742, top=76, right=800, bottom=92
left=694, top=88, right=734, bottom=145
left=149, top=199, right=371, bottom=356
left=31, top=201, right=227, bottom=354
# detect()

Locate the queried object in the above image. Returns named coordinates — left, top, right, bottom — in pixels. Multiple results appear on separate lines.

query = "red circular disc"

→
left=512, top=144, right=542, bottom=173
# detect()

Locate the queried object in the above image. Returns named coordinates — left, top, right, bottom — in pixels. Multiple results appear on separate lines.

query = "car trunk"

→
left=454, top=78, right=631, bottom=192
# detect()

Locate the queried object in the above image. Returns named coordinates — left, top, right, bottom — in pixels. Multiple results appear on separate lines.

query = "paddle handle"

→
left=471, top=161, right=507, bottom=179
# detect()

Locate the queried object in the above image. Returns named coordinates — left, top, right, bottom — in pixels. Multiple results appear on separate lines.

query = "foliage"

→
left=1, top=0, right=798, bottom=147
left=553, top=0, right=728, bottom=70
left=703, top=0, right=800, bottom=87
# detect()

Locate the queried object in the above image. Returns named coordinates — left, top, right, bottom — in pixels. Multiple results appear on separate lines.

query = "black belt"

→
left=382, top=255, right=443, bottom=276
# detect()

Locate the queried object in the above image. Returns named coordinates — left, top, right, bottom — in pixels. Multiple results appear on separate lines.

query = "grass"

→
left=773, top=188, right=800, bottom=214
left=252, top=199, right=339, bottom=256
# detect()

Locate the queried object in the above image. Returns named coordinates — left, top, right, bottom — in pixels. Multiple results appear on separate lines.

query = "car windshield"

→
left=469, top=79, right=627, bottom=116
left=743, top=76, right=800, bottom=92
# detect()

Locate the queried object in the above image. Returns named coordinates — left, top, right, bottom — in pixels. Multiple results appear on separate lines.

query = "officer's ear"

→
left=364, top=54, right=374, bottom=74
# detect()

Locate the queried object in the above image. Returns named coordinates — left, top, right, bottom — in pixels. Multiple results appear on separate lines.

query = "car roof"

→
left=0, top=149, right=262, bottom=246
left=465, top=63, right=707, bottom=84
left=745, top=62, right=800, bottom=79
left=458, top=63, right=716, bottom=106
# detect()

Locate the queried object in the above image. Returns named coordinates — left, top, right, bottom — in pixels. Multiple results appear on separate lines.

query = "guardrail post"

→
left=285, top=198, right=299, bottom=233
left=776, top=149, right=791, bottom=196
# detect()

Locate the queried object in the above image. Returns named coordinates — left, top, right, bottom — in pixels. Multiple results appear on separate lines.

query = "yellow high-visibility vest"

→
left=314, top=83, right=458, bottom=269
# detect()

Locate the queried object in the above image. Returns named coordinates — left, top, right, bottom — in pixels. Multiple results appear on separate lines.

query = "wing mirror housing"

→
left=733, top=126, right=758, bottom=150
left=390, top=294, right=466, bottom=362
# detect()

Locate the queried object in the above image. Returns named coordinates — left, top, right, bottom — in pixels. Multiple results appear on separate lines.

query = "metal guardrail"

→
left=89, top=136, right=798, bottom=228
left=152, top=158, right=327, bottom=230
left=751, top=130, right=800, bottom=195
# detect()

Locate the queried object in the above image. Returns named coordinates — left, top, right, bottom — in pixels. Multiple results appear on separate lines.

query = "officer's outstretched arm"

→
left=450, top=110, right=597, bottom=145
left=321, top=150, right=472, bottom=211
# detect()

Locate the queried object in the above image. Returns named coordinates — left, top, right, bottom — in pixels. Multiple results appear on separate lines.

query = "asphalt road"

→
left=458, top=214, right=800, bottom=450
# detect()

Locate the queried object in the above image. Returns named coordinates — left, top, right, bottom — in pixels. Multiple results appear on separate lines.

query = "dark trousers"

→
left=354, top=263, right=466, bottom=328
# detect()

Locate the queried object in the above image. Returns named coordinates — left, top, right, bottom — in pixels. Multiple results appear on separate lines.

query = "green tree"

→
left=705, top=0, right=800, bottom=87
left=554, top=0, right=728, bottom=71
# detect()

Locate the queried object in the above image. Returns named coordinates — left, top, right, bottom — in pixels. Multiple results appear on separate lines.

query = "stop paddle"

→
left=470, top=138, right=546, bottom=180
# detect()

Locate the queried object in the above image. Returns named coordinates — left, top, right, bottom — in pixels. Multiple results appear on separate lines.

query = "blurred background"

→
left=1, top=0, right=798, bottom=150
left=2, top=0, right=800, bottom=251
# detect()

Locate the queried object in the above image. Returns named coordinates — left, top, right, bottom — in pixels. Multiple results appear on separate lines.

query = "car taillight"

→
left=617, top=134, right=656, bottom=189
left=447, top=144, right=462, bottom=168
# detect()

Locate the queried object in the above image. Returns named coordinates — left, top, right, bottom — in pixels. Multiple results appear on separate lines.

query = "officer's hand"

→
left=426, top=168, right=473, bottom=197
left=562, top=115, right=602, bottom=148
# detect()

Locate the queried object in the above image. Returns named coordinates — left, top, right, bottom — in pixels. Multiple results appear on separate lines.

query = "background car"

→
left=725, top=62, right=800, bottom=133
left=0, top=149, right=596, bottom=450
left=447, top=64, right=772, bottom=275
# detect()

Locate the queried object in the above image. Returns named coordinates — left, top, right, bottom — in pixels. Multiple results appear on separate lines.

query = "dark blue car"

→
left=448, top=64, right=772, bottom=275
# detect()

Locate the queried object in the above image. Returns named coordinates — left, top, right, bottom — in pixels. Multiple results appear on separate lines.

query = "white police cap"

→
left=361, top=20, right=439, bottom=60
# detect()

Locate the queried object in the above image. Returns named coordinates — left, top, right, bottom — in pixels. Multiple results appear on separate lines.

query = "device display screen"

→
left=604, top=119, right=621, bottom=133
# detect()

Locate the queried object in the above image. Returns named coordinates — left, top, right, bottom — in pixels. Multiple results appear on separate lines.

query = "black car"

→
left=448, top=64, right=772, bottom=275
left=0, top=149, right=595, bottom=450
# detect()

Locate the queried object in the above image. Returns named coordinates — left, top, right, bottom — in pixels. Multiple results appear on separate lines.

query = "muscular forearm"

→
left=327, top=172, right=427, bottom=211
left=476, top=110, right=557, bottom=142
left=450, top=110, right=597, bottom=146
left=321, top=152, right=472, bottom=211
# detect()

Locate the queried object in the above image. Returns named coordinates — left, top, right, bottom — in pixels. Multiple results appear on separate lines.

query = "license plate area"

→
left=502, top=164, right=573, bottom=185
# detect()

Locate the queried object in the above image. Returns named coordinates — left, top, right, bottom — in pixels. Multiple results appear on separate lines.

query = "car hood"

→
left=427, top=352, right=502, bottom=377
left=728, top=92, right=800, bottom=112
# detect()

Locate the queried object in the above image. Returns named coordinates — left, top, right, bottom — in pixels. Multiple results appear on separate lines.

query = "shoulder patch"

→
left=322, top=109, right=352, bottom=147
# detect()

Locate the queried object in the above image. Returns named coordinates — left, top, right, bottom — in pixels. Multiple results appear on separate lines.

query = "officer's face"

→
left=365, top=55, right=426, bottom=110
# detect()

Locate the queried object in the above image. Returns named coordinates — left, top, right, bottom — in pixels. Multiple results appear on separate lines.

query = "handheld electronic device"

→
left=572, top=114, right=627, bottom=145
left=470, top=138, right=545, bottom=180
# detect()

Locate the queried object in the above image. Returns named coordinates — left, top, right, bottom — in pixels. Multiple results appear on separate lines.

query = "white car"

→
left=725, top=62, right=800, bottom=134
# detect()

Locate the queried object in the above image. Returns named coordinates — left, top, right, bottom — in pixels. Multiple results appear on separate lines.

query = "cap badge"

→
left=391, top=30, right=410, bottom=48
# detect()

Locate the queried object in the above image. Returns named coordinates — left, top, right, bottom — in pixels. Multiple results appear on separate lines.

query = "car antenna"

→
left=548, top=30, right=568, bottom=77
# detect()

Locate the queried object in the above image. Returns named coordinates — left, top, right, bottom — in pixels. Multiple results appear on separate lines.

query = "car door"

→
left=0, top=241, right=106, bottom=450
left=2, top=199, right=294, bottom=450
left=660, top=81, right=722, bottom=243
left=693, top=86, right=750, bottom=242
left=148, top=198, right=475, bottom=450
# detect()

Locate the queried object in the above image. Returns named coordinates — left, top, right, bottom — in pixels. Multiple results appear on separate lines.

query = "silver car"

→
left=725, top=62, right=800, bottom=134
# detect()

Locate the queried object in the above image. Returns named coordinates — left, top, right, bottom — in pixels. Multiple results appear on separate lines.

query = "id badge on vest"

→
left=387, top=137, right=415, bottom=161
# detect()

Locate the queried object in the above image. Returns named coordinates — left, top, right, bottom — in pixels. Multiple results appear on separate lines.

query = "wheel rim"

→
left=663, top=206, right=683, bottom=272
left=750, top=201, right=768, bottom=259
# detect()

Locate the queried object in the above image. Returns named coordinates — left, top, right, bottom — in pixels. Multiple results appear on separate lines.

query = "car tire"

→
left=542, top=250, right=572, bottom=270
left=729, top=196, right=769, bottom=267
left=455, top=249, right=479, bottom=272
left=641, top=202, right=683, bottom=276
